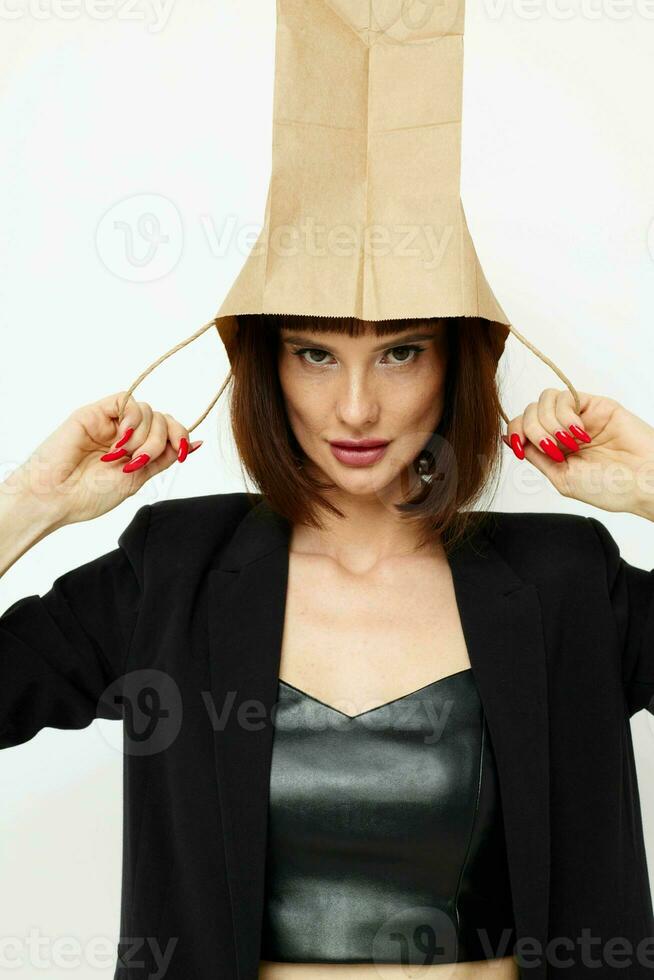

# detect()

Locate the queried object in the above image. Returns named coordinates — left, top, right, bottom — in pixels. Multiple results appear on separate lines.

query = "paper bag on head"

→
left=118, top=0, right=578, bottom=433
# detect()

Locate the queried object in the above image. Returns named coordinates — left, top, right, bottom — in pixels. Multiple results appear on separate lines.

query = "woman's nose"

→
left=335, top=373, right=379, bottom=427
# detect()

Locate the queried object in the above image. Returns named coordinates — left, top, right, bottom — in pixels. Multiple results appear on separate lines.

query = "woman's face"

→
left=277, top=320, right=448, bottom=499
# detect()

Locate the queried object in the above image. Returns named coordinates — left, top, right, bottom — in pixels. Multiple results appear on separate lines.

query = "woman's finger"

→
left=522, top=394, right=568, bottom=463
left=536, top=388, right=595, bottom=455
left=502, top=416, right=526, bottom=460
left=533, top=388, right=580, bottom=458
left=121, top=410, right=170, bottom=474
left=553, top=389, right=593, bottom=441
left=503, top=389, right=596, bottom=462
left=71, top=391, right=144, bottom=451
left=111, top=400, right=153, bottom=456
left=162, top=412, right=192, bottom=462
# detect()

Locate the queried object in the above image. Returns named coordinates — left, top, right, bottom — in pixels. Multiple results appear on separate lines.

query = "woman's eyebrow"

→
left=281, top=330, right=438, bottom=351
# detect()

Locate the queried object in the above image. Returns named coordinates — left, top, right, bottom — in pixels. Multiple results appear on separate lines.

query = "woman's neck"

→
left=289, top=493, right=442, bottom=575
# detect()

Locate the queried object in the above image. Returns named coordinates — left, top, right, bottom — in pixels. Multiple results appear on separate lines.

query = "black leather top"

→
left=260, top=667, right=516, bottom=965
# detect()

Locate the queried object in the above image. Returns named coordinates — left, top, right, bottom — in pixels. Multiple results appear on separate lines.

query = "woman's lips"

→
left=328, top=441, right=389, bottom=466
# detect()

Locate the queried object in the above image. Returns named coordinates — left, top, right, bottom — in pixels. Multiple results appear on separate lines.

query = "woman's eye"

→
left=384, top=345, right=425, bottom=364
left=294, top=348, right=333, bottom=365
left=291, top=344, right=425, bottom=366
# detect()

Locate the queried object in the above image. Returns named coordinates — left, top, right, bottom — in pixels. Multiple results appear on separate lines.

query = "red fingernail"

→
left=100, top=448, right=130, bottom=462
left=187, top=440, right=203, bottom=454
left=539, top=438, right=565, bottom=462
left=510, top=433, right=525, bottom=460
left=177, top=437, right=189, bottom=463
left=122, top=453, right=150, bottom=473
left=555, top=430, right=580, bottom=452
left=114, top=427, right=134, bottom=449
left=569, top=424, right=591, bottom=444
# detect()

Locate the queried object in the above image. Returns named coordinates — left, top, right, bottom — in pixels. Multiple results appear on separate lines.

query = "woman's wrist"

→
left=0, top=480, right=67, bottom=577
left=630, top=492, right=654, bottom=522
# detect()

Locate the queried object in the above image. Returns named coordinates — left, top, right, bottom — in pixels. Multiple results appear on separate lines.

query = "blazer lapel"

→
left=207, top=501, right=550, bottom=980
left=448, top=517, right=551, bottom=973
left=207, top=500, right=292, bottom=980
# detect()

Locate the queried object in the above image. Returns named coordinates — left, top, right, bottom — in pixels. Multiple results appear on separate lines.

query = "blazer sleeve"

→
left=586, top=516, right=654, bottom=718
left=0, top=503, right=151, bottom=749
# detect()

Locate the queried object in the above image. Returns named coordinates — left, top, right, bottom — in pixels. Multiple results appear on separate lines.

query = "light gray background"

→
left=1, top=0, right=653, bottom=975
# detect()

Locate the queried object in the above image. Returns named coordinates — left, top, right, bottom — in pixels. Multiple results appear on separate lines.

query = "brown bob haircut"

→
left=224, top=313, right=507, bottom=555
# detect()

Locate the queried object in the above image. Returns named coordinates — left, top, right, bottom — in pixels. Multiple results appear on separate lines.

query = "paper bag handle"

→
left=116, top=316, right=581, bottom=437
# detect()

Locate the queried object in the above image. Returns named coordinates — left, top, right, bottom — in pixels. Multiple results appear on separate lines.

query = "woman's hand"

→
left=502, top=389, right=654, bottom=519
left=3, top=391, right=203, bottom=527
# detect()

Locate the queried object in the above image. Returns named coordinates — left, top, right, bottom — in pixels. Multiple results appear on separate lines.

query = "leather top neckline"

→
left=277, top=666, right=473, bottom=720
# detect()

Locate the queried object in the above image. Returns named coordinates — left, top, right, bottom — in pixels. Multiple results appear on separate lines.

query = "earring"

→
left=417, top=451, right=433, bottom=484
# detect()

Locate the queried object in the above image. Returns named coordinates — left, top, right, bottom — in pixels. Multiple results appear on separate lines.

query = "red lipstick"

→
left=328, top=439, right=389, bottom=466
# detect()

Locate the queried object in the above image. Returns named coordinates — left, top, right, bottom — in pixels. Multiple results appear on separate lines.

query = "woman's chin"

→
left=318, top=459, right=418, bottom=501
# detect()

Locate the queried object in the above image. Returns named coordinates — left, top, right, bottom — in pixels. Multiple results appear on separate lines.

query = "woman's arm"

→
left=633, top=495, right=654, bottom=524
left=586, top=515, right=654, bottom=718
left=0, top=487, right=68, bottom=578
left=502, top=387, right=654, bottom=715
left=0, top=390, right=197, bottom=748
left=0, top=501, right=152, bottom=749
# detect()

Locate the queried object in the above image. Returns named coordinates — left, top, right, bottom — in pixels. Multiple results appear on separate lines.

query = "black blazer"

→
left=1, top=492, right=654, bottom=979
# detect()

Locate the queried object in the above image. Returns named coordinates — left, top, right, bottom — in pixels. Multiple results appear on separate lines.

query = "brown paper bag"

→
left=119, top=0, right=578, bottom=433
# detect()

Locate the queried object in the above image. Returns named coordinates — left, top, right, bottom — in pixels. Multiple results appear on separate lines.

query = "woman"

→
left=1, top=313, right=653, bottom=980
